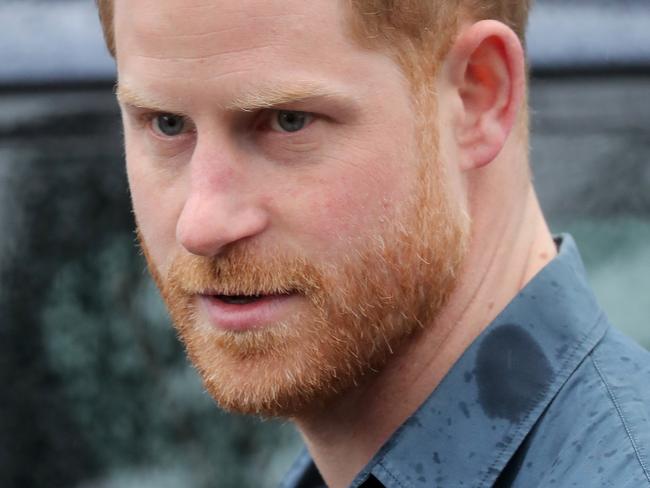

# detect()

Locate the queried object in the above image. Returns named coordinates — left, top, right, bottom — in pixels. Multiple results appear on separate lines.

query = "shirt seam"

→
left=477, top=310, right=608, bottom=488
left=375, top=461, right=409, bottom=488
left=591, top=351, right=650, bottom=485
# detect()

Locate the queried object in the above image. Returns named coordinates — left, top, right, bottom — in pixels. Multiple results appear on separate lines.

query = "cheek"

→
left=126, top=143, right=185, bottom=274
left=308, top=182, right=362, bottom=237
left=291, top=154, right=412, bottom=250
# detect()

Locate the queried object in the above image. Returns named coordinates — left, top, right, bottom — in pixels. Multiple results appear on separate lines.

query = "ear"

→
left=442, top=20, right=525, bottom=171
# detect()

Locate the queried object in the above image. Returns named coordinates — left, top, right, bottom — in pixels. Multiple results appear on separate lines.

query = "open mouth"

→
left=200, top=291, right=298, bottom=330
left=215, top=294, right=265, bottom=305
left=210, top=291, right=297, bottom=306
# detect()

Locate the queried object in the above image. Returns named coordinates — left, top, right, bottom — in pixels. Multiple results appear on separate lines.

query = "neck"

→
left=292, top=176, right=557, bottom=488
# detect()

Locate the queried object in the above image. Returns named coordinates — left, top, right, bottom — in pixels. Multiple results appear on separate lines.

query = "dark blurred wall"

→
left=0, top=89, right=130, bottom=487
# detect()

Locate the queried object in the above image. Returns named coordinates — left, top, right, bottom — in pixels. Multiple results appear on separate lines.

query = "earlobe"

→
left=444, top=21, right=525, bottom=171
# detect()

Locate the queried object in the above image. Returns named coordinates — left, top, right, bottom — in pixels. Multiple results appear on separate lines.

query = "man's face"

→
left=115, top=0, right=468, bottom=416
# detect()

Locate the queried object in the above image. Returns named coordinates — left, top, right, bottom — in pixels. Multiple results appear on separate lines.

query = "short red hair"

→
left=96, top=0, right=531, bottom=65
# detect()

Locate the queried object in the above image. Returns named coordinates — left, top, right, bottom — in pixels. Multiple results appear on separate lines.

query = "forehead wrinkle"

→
left=137, top=13, right=308, bottom=41
left=128, top=41, right=275, bottom=62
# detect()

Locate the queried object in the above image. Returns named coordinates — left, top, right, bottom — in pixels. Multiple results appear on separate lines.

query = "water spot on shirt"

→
left=604, top=449, right=618, bottom=458
left=620, top=356, right=631, bottom=362
left=446, top=417, right=452, bottom=426
left=415, top=463, right=424, bottom=474
left=459, top=401, right=470, bottom=419
left=475, top=324, right=553, bottom=422
left=556, top=344, right=569, bottom=359
left=433, top=452, right=441, bottom=464
left=417, top=476, right=426, bottom=483
left=464, top=371, right=473, bottom=383
left=551, top=281, right=559, bottom=288
left=572, top=440, right=583, bottom=453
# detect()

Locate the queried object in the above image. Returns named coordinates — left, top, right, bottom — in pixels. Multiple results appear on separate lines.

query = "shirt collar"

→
left=282, top=234, right=610, bottom=488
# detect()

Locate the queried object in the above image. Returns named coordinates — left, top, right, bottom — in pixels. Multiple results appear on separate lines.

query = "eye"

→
left=152, top=113, right=187, bottom=137
left=270, top=110, right=313, bottom=133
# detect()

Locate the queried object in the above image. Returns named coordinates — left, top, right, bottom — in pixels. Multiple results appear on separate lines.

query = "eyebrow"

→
left=225, top=82, right=355, bottom=112
left=115, top=84, right=171, bottom=112
left=116, top=81, right=358, bottom=114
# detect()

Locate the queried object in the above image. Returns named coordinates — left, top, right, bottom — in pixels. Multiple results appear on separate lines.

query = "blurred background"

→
left=0, top=0, right=648, bottom=487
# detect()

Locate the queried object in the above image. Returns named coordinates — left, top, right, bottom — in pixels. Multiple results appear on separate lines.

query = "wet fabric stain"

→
left=475, top=324, right=553, bottom=422
left=459, top=401, right=470, bottom=419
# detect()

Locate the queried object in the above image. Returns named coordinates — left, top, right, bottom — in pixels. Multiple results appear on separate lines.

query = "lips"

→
left=199, top=292, right=299, bottom=331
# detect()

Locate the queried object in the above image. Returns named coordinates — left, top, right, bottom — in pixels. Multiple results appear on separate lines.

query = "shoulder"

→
left=504, top=324, right=650, bottom=487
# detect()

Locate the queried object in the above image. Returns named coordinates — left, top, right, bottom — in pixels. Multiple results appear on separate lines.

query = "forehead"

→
left=112, top=0, right=406, bottom=103
left=114, top=0, right=339, bottom=57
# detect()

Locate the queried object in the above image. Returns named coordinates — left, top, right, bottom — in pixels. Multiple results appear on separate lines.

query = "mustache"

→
left=165, top=245, right=325, bottom=297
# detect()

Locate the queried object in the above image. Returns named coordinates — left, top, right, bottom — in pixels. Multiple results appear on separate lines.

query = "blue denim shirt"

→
left=280, top=235, right=650, bottom=487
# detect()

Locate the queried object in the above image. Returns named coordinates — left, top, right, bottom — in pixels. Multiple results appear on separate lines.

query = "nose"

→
left=175, top=150, right=269, bottom=257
